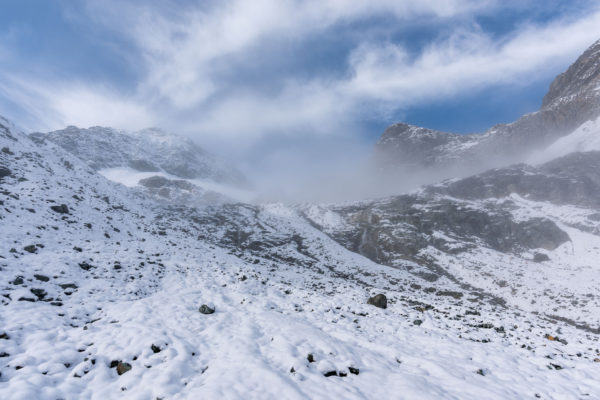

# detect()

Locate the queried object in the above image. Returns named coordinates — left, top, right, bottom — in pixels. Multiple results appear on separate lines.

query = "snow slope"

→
left=3, top=115, right=600, bottom=400
left=530, top=116, right=600, bottom=164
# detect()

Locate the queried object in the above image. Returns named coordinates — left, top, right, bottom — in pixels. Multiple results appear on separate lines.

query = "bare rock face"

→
left=426, top=151, right=600, bottom=208
left=372, top=39, right=600, bottom=182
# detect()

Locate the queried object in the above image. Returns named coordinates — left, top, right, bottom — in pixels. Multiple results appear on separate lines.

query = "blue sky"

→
left=1, top=0, right=600, bottom=183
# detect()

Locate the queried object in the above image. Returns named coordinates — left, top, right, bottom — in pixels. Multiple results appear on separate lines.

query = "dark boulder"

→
left=199, top=304, right=215, bottom=314
left=116, top=361, right=132, bottom=375
left=367, top=294, right=387, bottom=309
left=50, top=204, right=69, bottom=214
left=34, top=274, right=50, bottom=282
left=0, top=166, right=10, bottom=178
left=23, top=245, right=37, bottom=253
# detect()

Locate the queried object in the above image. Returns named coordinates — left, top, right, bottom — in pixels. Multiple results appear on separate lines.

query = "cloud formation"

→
left=1, top=0, right=600, bottom=199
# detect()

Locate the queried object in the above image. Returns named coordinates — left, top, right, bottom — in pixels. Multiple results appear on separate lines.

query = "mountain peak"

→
left=542, top=38, right=600, bottom=107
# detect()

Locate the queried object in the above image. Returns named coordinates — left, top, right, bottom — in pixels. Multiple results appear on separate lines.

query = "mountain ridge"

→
left=373, top=38, right=600, bottom=182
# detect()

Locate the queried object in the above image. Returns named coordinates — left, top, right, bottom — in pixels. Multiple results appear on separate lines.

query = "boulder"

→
left=0, top=166, right=10, bottom=178
left=367, top=293, right=387, bottom=309
left=199, top=304, right=215, bottom=314
left=50, top=204, right=69, bottom=214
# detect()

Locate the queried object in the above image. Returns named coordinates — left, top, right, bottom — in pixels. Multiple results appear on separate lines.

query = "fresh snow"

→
left=2, top=118, right=600, bottom=400
left=530, top=116, right=600, bottom=164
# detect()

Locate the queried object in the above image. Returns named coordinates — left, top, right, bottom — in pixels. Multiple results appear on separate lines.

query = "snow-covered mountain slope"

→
left=373, top=39, right=600, bottom=183
left=3, top=113, right=600, bottom=400
left=306, top=151, right=600, bottom=332
left=3, top=114, right=600, bottom=399
left=31, top=126, right=250, bottom=205
left=530, top=116, right=600, bottom=164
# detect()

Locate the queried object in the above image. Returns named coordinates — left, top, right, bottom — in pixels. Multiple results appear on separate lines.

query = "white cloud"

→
left=1, top=0, right=600, bottom=147
left=345, top=10, right=600, bottom=106
left=0, top=75, right=154, bottom=132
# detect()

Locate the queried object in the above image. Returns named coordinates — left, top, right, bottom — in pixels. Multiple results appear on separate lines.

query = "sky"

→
left=1, top=0, right=600, bottom=198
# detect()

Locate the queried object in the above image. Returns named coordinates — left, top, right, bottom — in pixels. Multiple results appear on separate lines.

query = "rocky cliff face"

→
left=373, top=39, right=600, bottom=181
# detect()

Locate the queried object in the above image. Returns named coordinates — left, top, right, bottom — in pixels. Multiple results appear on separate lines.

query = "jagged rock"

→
left=50, top=204, right=69, bottom=214
left=23, top=245, right=37, bottom=253
left=116, top=361, right=132, bottom=375
left=78, top=262, right=94, bottom=271
left=34, top=274, right=49, bottom=282
left=199, top=304, right=215, bottom=314
left=367, top=294, right=387, bottom=309
left=30, top=288, right=47, bottom=300
left=11, top=276, right=24, bottom=285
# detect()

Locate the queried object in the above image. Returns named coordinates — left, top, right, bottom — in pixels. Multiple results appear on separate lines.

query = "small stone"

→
left=11, top=276, right=24, bottom=285
left=59, top=283, right=78, bottom=290
left=323, top=370, right=338, bottom=377
left=79, top=262, right=94, bottom=271
left=367, top=293, right=387, bottom=309
left=151, top=344, right=161, bottom=353
left=116, top=361, right=132, bottom=375
left=307, top=353, right=315, bottom=363
left=199, top=304, right=215, bottom=314
left=34, top=274, right=50, bottom=282
left=50, top=204, right=69, bottom=214
left=348, top=367, right=359, bottom=375
left=413, top=319, right=423, bottom=326
left=533, top=252, right=550, bottom=262
left=23, top=245, right=37, bottom=253
left=30, top=288, right=47, bottom=300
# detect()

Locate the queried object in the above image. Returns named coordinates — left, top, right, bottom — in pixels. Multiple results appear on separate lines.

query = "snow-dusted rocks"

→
left=31, top=125, right=250, bottom=205
left=372, top=39, right=600, bottom=183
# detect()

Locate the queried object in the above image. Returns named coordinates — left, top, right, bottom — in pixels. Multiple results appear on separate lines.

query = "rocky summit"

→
left=372, top=39, right=600, bottom=183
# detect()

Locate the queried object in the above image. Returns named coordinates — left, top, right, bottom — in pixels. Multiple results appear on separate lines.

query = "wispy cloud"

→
left=1, top=0, right=599, bottom=197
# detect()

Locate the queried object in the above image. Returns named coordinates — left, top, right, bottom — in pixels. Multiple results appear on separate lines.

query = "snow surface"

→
left=2, top=118, right=600, bottom=399
left=99, top=167, right=254, bottom=203
left=530, top=116, right=600, bottom=164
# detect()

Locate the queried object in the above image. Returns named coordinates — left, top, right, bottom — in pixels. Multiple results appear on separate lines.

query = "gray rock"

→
left=533, top=252, right=551, bottom=262
left=0, top=166, right=10, bottom=178
left=116, top=361, right=132, bottom=375
left=23, top=245, right=37, bottom=253
left=199, top=304, right=215, bottom=314
left=50, top=204, right=69, bottom=214
left=34, top=274, right=50, bottom=282
left=367, top=294, right=387, bottom=309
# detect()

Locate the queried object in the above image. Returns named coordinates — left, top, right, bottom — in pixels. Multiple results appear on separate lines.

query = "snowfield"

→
left=2, top=116, right=600, bottom=400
